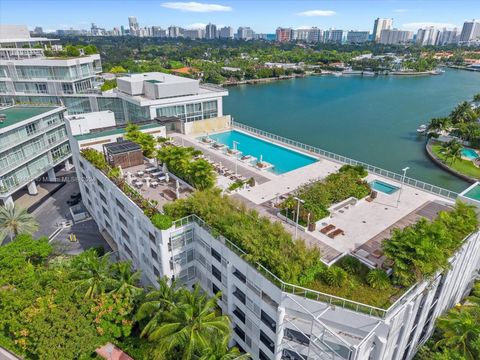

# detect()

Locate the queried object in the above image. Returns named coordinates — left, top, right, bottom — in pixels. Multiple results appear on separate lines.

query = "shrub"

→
left=298, top=262, right=326, bottom=286
left=322, top=266, right=348, bottom=287
left=367, top=269, right=390, bottom=290
left=150, top=213, right=173, bottom=230
left=101, top=79, right=117, bottom=91
left=339, top=164, right=368, bottom=178
left=338, top=256, right=363, bottom=275
left=80, top=148, right=108, bottom=171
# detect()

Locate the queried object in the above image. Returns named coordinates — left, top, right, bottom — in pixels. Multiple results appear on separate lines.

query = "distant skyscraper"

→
left=379, top=29, right=413, bottom=44
left=416, top=27, right=440, bottom=46
left=237, top=27, right=254, bottom=40
left=438, top=28, right=459, bottom=45
left=346, top=31, right=369, bottom=43
left=459, top=19, right=480, bottom=43
left=168, top=26, right=182, bottom=38
left=152, top=26, right=166, bottom=38
left=128, top=16, right=138, bottom=36
left=323, top=29, right=344, bottom=43
left=33, top=26, right=43, bottom=35
left=219, top=26, right=234, bottom=39
left=184, top=28, right=204, bottom=39
left=205, top=23, right=217, bottom=39
left=373, top=18, right=393, bottom=42
left=120, top=25, right=125, bottom=36
left=276, top=27, right=293, bottom=42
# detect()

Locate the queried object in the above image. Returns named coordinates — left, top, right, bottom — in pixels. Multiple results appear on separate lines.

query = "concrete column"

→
left=274, top=306, right=286, bottom=360
left=47, top=168, right=56, bottom=182
left=2, top=196, right=14, bottom=207
left=64, top=159, right=73, bottom=171
left=27, top=181, right=38, bottom=195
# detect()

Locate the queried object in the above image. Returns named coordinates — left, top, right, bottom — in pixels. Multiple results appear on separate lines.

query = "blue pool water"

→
left=208, top=130, right=317, bottom=174
left=370, top=180, right=400, bottom=194
left=464, top=184, right=480, bottom=201
left=461, top=148, right=479, bottom=160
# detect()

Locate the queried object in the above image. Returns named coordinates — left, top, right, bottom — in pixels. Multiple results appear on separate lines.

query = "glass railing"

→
left=0, top=120, right=65, bottom=152
left=232, top=121, right=459, bottom=200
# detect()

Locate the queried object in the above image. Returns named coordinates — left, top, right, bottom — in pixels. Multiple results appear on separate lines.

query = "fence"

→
left=173, top=214, right=389, bottom=319
left=232, top=121, right=459, bottom=200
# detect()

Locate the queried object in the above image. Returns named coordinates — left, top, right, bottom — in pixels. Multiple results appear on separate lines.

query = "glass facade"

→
left=125, top=101, right=150, bottom=122
left=156, top=100, right=218, bottom=123
left=62, top=96, right=92, bottom=114
left=97, top=97, right=126, bottom=124
left=14, top=64, right=94, bottom=81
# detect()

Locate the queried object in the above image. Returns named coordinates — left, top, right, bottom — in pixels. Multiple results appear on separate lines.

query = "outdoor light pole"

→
left=293, top=196, right=305, bottom=240
left=397, top=167, right=410, bottom=207
left=233, top=141, right=240, bottom=175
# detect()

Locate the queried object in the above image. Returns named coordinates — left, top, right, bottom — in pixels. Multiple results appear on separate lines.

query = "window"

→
left=151, top=249, right=158, bottom=261
left=119, top=214, right=128, bottom=227
left=211, top=265, right=221, bottom=281
left=284, top=328, right=309, bottom=346
left=96, top=179, right=104, bottom=190
left=99, top=192, right=107, bottom=204
left=149, top=232, right=156, bottom=244
left=62, top=83, right=74, bottom=94
left=153, top=266, right=160, bottom=276
left=212, top=283, right=221, bottom=297
left=259, top=350, right=269, bottom=360
left=25, top=123, right=37, bottom=136
left=233, top=287, right=246, bottom=304
left=116, top=198, right=125, bottom=211
left=233, top=268, right=246, bottom=283
left=233, top=326, right=245, bottom=342
left=260, top=331, right=275, bottom=353
left=211, top=248, right=221, bottom=262
left=233, top=306, right=246, bottom=324
left=202, top=100, right=218, bottom=119
left=261, top=310, right=277, bottom=332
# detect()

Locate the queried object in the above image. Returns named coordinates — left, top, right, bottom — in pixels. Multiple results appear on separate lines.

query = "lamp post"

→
left=293, top=196, right=305, bottom=240
left=233, top=141, right=240, bottom=175
left=397, top=167, right=410, bottom=207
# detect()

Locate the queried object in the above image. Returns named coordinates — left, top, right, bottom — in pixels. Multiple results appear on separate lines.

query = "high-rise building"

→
left=168, top=26, right=182, bottom=38
left=379, top=29, right=413, bottom=44
left=128, top=16, right=138, bottom=36
left=346, top=31, right=370, bottom=43
left=219, top=26, right=234, bottom=39
left=152, top=26, right=167, bottom=38
left=437, top=28, right=459, bottom=45
left=459, top=19, right=480, bottom=43
left=373, top=18, right=393, bottom=42
left=416, top=27, right=440, bottom=46
left=276, top=27, right=293, bottom=42
left=33, top=27, right=43, bottom=35
left=184, top=29, right=204, bottom=40
left=237, top=27, right=255, bottom=40
left=323, top=29, right=344, bottom=43
left=205, top=23, right=217, bottom=40
left=120, top=25, right=125, bottom=36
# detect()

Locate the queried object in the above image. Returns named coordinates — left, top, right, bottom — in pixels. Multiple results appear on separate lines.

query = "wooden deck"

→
left=353, top=201, right=452, bottom=268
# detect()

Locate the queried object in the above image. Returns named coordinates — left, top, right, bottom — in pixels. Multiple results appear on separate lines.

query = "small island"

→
left=426, top=93, right=480, bottom=182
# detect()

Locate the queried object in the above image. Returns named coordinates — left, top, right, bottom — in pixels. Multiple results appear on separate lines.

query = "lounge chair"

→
left=328, top=229, right=345, bottom=239
left=320, top=224, right=335, bottom=234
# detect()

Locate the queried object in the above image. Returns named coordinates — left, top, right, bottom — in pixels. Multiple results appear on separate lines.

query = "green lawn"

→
left=431, top=144, right=480, bottom=180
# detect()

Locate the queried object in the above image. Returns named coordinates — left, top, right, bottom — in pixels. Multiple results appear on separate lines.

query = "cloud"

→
left=394, top=9, right=408, bottom=13
left=296, top=10, right=336, bottom=17
left=402, top=22, right=460, bottom=30
left=185, top=22, right=207, bottom=29
left=161, top=2, right=232, bottom=12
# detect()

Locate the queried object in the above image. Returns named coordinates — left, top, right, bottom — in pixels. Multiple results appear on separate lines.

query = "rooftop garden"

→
left=164, top=189, right=478, bottom=309
left=44, top=44, right=98, bottom=58
left=279, top=165, right=371, bottom=226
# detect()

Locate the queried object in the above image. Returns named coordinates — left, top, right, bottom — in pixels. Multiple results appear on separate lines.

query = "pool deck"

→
left=181, top=131, right=455, bottom=266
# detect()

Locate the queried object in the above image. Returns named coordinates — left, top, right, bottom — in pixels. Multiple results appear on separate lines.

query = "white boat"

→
left=416, top=124, right=428, bottom=133
left=362, top=71, right=375, bottom=76
left=342, top=69, right=363, bottom=75
left=332, top=72, right=343, bottom=77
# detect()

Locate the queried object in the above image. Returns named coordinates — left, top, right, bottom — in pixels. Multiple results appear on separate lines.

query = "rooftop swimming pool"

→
left=463, top=184, right=480, bottom=201
left=461, top=148, right=479, bottom=160
left=370, top=180, right=400, bottom=195
left=207, top=130, right=317, bottom=174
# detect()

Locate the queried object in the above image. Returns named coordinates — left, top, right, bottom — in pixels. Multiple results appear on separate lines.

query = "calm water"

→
left=224, top=69, right=480, bottom=192
left=209, top=130, right=317, bottom=174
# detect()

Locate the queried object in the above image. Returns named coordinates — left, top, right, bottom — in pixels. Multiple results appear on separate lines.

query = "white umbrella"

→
left=162, top=162, right=167, bottom=174
left=260, top=154, right=263, bottom=163
left=165, top=172, right=170, bottom=183
left=146, top=178, right=150, bottom=188
left=118, top=165, right=124, bottom=178
left=175, top=179, right=180, bottom=199
left=126, top=172, right=132, bottom=184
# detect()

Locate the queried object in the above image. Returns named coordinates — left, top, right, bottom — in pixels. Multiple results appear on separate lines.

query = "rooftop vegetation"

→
left=430, top=143, right=480, bottom=180
left=280, top=165, right=371, bottom=225
left=80, top=148, right=173, bottom=230
left=101, top=79, right=117, bottom=92
left=44, top=44, right=98, bottom=58
left=164, top=189, right=478, bottom=308
left=0, top=235, right=243, bottom=360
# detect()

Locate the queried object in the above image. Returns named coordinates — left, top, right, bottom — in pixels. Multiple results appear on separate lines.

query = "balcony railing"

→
left=0, top=120, right=65, bottom=152
left=231, top=121, right=459, bottom=200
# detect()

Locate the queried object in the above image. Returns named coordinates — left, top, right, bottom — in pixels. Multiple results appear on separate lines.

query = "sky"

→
left=1, top=0, right=478, bottom=33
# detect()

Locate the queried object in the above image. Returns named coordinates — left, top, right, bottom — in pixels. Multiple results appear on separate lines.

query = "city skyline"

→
left=1, top=0, right=479, bottom=33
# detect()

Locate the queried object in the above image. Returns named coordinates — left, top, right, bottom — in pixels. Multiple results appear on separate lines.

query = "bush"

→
left=367, top=269, right=390, bottom=289
left=150, top=213, right=173, bottom=230
left=322, top=266, right=348, bottom=287
left=101, top=79, right=117, bottom=91
left=337, top=255, right=363, bottom=275
left=339, top=164, right=368, bottom=178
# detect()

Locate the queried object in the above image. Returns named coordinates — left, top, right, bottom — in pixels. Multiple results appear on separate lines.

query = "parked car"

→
left=70, top=192, right=81, bottom=199
left=67, top=198, right=81, bottom=206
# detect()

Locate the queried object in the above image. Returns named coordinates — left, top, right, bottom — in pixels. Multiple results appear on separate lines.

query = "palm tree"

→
left=199, top=335, right=250, bottom=360
left=450, top=102, right=477, bottom=124
left=427, top=117, right=451, bottom=136
left=188, top=159, right=216, bottom=190
left=0, top=204, right=39, bottom=244
left=143, top=284, right=231, bottom=360
left=442, top=140, right=462, bottom=164
left=367, top=269, right=390, bottom=290
left=435, top=308, right=480, bottom=360
left=71, top=249, right=116, bottom=299
left=110, top=261, right=142, bottom=298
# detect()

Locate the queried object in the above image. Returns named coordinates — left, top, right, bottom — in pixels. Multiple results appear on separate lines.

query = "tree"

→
left=101, top=79, right=117, bottom=91
left=199, top=335, right=250, bottom=360
left=110, top=65, right=128, bottom=73
left=65, top=45, right=80, bottom=57
left=442, top=140, right=462, bottom=165
left=435, top=308, right=480, bottom=360
left=188, top=159, right=216, bottom=190
left=110, top=261, right=142, bottom=298
left=323, top=266, right=347, bottom=287
left=427, top=117, right=451, bottom=134
left=70, top=249, right=116, bottom=299
left=450, top=102, right=476, bottom=124
left=473, top=93, right=480, bottom=102
left=141, top=284, right=231, bottom=360
left=0, top=204, right=39, bottom=244
left=125, top=123, right=156, bottom=158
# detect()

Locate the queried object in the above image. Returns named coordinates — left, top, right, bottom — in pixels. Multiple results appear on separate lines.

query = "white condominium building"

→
left=68, top=111, right=480, bottom=360
left=372, top=18, right=393, bottom=42
left=416, top=27, right=440, bottom=46
left=379, top=29, right=413, bottom=45
left=459, top=19, right=480, bottom=43
left=0, top=105, right=71, bottom=205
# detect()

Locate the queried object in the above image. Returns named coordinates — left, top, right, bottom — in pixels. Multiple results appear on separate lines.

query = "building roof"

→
left=74, top=122, right=161, bottom=141
left=103, top=140, right=141, bottom=155
left=0, top=106, right=59, bottom=129
left=95, top=343, right=134, bottom=360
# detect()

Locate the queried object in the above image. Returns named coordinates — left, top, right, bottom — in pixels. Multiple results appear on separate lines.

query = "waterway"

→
left=223, top=69, right=480, bottom=193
